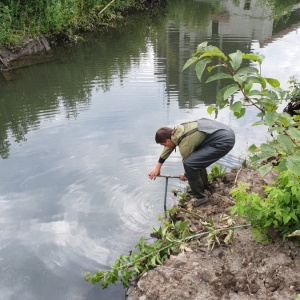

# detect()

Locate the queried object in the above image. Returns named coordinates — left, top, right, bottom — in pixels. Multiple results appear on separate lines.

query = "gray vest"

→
left=197, top=118, right=231, bottom=134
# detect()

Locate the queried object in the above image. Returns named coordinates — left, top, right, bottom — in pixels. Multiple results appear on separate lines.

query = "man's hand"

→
left=148, top=163, right=162, bottom=180
left=179, top=173, right=187, bottom=181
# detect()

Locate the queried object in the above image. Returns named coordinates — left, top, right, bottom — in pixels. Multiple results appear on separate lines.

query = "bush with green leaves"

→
left=183, top=41, right=300, bottom=241
left=0, top=0, right=146, bottom=47
left=230, top=170, right=300, bottom=242
left=183, top=41, right=300, bottom=177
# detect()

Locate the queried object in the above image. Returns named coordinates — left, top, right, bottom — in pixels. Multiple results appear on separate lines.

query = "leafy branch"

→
left=183, top=41, right=300, bottom=177
left=85, top=215, right=249, bottom=289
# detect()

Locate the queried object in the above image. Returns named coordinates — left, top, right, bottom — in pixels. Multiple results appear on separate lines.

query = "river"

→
left=1, top=0, right=300, bottom=299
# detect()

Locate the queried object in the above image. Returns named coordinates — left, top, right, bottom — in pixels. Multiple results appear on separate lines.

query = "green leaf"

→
left=266, top=77, right=280, bottom=88
left=207, top=105, right=216, bottom=115
left=264, top=219, right=273, bottom=227
left=199, top=46, right=227, bottom=61
left=276, top=159, right=287, bottom=172
left=259, top=75, right=267, bottom=89
left=252, top=120, right=264, bottom=126
left=236, top=67, right=258, bottom=76
left=223, top=84, right=240, bottom=100
left=244, top=81, right=253, bottom=95
left=286, top=156, right=300, bottom=176
left=230, top=101, right=242, bottom=113
left=260, top=143, right=277, bottom=154
left=288, top=127, right=300, bottom=140
left=277, top=134, right=294, bottom=153
left=242, top=53, right=265, bottom=64
left=206, top=72, right=232, bottom=83
left=259, top=163, right=273, bottom=176
left=207, top=64, right=225, bottom=72
left=233, top=73, right=248, bottom=85
left=248, top=144, right=259, bottom=152
left=259, top=89, right=278, bottom=98
left=282, top=213, right=291, bottom=224
left=264, top=111, right=278, bottom=127
left=196, top=41, right=208, bottom=52
left=195, top=58, right=210, bottom=81
left=234, top=108, right=246, bottom=118
left=247, top=89, right=261, bottom=96
left=229, top=50, right=243, bottom=71
left=277, top=113, right=292, bottom=127
left=182, top=57, right=198, bottom=70
left=247, top=76, right=264, bottom=84
left=216, top=86, right=228, bottom=102
left=230, top=101, right=246, bottom=118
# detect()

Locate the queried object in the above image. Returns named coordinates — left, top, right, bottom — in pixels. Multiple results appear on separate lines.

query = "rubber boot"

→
left=199, top=168, right=210, bottom=190
left=188, top=179, right=208, bottom=207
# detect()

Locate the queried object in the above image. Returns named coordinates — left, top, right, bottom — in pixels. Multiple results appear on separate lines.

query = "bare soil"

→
left=126, top=168, right=300, bottom=300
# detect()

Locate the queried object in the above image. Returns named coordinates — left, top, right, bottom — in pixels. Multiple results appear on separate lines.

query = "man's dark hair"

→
left=155, top=127, right=173, bottom=143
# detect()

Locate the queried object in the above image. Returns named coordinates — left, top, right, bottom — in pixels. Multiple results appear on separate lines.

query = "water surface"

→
left=1, top=0, right=300, bottom=299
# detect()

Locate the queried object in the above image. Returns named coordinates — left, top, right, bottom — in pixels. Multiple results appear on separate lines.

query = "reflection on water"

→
left=1, top=0, right=300, bottom=299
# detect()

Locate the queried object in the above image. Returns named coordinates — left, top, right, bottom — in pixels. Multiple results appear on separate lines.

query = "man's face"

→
left=159, top=139, right=175, bottom=148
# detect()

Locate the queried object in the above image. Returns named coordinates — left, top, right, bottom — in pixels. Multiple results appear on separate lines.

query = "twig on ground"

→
left=234, top=167, right=242, bottom=186
left=180, top=208, right=205, bottom=219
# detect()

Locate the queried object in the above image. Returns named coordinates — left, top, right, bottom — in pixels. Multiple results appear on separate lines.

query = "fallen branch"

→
left=98, top=0, right=116, bottom=15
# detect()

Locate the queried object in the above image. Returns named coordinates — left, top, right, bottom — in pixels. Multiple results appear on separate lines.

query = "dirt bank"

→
left=126, top=168, right=300, bottom=300
left=0, top=36, right=52, bottom=72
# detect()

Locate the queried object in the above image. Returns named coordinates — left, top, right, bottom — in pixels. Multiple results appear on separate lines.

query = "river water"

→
left=1, top=0, right=300, bottom=299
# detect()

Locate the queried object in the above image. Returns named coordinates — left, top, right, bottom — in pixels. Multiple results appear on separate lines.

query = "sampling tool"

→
left=157, top=175, right=180, bottom=212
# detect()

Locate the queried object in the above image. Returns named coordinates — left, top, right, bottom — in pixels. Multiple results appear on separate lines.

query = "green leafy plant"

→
left=230, top=170, right=300, bottom=242
left=183, top=41, right=300, bottom=242
left=0, top=0, right=158, bottom=47
left=0, top=4, right=18, bottom=45
left=85, top=218, right=195, bottom=288
left=183, top=41, right=300, bottom=178
left=208, top=163, right=227, bottom=181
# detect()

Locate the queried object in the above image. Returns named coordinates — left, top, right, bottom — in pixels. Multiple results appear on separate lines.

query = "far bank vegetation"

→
left=0, top=0, right=163, bottom=47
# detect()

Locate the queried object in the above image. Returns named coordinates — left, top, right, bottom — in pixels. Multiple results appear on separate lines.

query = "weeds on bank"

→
left=84, top=215, right=193, bottom=288
left=208, top=163, right=227, bottom=181
left=85, top=213, right=243, bottom=289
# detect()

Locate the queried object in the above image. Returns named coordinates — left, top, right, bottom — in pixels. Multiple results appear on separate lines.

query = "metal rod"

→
left=157, top=174, right=180, bottom=213
left=157, top=174, right=180, bottom=179
left=163, top=177, right=169, bottom=212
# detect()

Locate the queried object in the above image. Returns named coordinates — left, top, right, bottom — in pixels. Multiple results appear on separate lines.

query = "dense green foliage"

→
left=183, top=42, right=300, bottom=242
left=231, top=171, right=300, bottom=242
left=1, top=0, right=299, bottom=47
left=0, top=0, right=143, bottom=46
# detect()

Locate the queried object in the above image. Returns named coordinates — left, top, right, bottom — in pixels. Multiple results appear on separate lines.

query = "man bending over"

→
left=148, top=118, right=235, bottom=207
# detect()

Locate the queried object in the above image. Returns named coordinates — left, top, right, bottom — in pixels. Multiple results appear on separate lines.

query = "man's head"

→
left=155, top=127, right=174, bottom=147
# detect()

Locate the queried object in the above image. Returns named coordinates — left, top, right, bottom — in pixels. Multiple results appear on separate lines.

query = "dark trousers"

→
left=183, top=129, right=235, bottom=199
